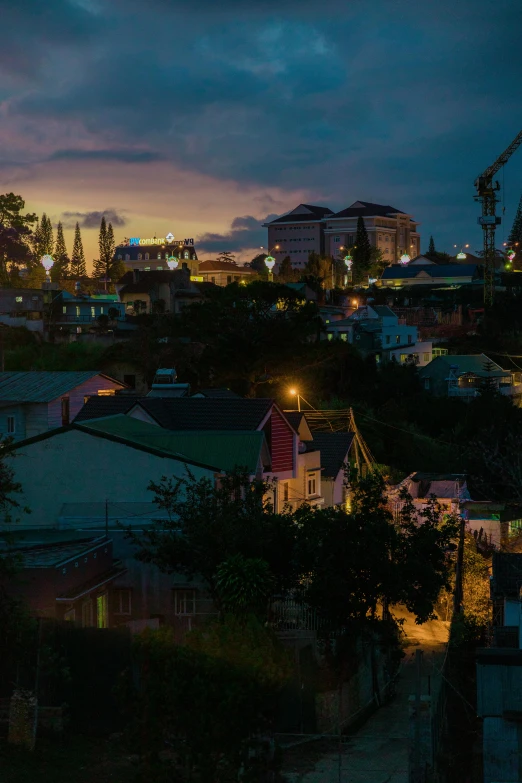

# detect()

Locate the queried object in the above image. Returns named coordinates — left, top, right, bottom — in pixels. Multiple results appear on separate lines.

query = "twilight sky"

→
left=1, top=0, right=522, bottom=268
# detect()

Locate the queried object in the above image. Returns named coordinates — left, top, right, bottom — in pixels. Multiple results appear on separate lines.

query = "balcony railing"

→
left=54, top=314, right=122, bottom=323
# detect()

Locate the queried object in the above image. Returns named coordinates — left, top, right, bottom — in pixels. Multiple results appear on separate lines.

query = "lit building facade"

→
left=265, top=201, right=421, bottom=268
left=114, top=232, right=198, bottom=275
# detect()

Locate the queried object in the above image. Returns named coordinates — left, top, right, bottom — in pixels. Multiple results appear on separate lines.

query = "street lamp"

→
left=454, top=243, right=470, bottom=260
left=262, top=245, right=279, bottom=282
left=41, top=254, right=54, bottom=281
left=289, top=387, right=301, bottom=412
left=167, top=256, right=179, bottom=270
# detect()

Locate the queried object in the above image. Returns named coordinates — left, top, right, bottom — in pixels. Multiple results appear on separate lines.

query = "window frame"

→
left=173, top=589, right=196, bottom=616
left=7, top=415, right=15, bottom=434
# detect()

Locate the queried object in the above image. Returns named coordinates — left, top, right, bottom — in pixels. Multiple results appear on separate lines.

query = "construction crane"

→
left=475, top=129, right=522, bottom=306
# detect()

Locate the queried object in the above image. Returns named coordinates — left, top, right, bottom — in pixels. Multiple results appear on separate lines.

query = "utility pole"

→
left=453, top=515, right=466, bottom=615
left=105, top=498, right=109, bottom=540
left=412, top=648, right=423, bottom=783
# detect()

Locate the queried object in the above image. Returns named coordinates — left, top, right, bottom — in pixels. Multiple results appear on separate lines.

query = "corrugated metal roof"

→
left=10, top=537, right=105, bottom=567
left=381, top=264, right=477, bottom=280
left=0, top=371, right=102, bottom=403
left=78, top=415, right=266, bottom=473
left=422, top=354, right=508, bottom=378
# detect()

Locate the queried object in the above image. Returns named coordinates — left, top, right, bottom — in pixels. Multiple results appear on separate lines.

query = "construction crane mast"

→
left=475, top=129, right=522, bottom=306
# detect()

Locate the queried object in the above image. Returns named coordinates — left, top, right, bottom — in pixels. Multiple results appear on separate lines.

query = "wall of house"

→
left=321, top=471, right=345, bottom=508
left=267, top=408, right=296, bottom=474
left=0, top=404, right=27, bottom=442
left=47, top=375, right=125, bottom=429
left=3, top=428, right=214, bottom=529
left=25, top=403, right=49, bottom=440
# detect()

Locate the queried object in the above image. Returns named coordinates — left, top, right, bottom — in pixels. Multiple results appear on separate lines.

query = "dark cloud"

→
left=50, top=149, right=165, bottom=163
left=4, top=0, right=522, bottom=250
left=197, top=214, right=280, bottom=254
left=61, top=210, right=127, bottom=229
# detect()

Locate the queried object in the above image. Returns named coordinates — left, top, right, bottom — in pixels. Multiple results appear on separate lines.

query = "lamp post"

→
left=167, top=256, right=179, bottom=270
left=453, top=243, right=470, bottom=261
left=41, top=254, right=54, bottom=282
left=263, top=245, right=279, bottom=281
left=289, top=387, right=301, bottom=412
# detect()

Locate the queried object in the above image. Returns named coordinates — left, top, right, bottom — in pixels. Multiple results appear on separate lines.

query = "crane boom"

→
left=478, top=129, right=522, bottom=182
left=474, top=129, right=522, bottom=306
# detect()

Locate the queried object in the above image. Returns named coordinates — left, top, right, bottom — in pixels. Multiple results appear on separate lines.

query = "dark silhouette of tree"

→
left=352, top=216, right=371, bottom=282
left=508, top=192, right=522, bottom=249
left=0, top=193, right=37, bottom=285
left=52, top=221, right=69, bottom=281
left=70, top=222, right=86, bottom=277
left=428, top=235, right=436, bottom=254
left=217, top=251, right=236, bottom=263
left=277, top=255, right=294, bottom=281
left=249, top=252, right=268, bottom=273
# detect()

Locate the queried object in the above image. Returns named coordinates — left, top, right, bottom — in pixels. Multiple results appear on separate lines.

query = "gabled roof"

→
left=192, top=388, right=242, bottom=399
left=381, top=264, right=477, bottom=280
left=134, top=397, right=274, bottom=431
left=74, top=394, right=140, bottom=422
left=306, top=432, right=354, bottom=478
left=420, top=354, right=508, bottom=378
left=79, top=415, right=268, bottom=473
left=0, top=371, right=124, bottom=403
left=9, top=537, right=107, bottom=568
left=331, top=201, right=405, bottom=219
left=283, top=412, right=312, bottom=441
left=371, top=305, right=397, bottom=318
left=266, top=204, right=334, bottom=225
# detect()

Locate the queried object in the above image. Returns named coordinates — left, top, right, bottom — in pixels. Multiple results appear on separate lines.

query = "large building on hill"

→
left=264, top=201, right=421, bottom=268
left=114, top=231, right=198, bottom=272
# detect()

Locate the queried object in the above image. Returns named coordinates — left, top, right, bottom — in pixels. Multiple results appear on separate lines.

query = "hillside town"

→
left=1, top=1, right=522, bottom=780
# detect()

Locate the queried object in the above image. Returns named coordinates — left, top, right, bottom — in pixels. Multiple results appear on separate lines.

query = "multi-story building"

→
left=114, top=232, right=198, bottom=274
left=263, top=204, right=334, bottom=268
left=264, top=201, right=421, bottom=268
left=323, top=201, right=421, bottom=263
left=198, top=260, right=254, bottom=286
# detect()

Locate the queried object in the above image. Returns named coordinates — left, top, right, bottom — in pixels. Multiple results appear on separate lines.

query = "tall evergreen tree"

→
left=508, top=193, right=522, bottom=248
left=52, top=221, right=69, bottom=281
left=428, top=235, right=436, bottom=254
left=31, top=218, right=43, bottom=260
left=70, top=222, right=86, bottom=277
left=39, top=213, right=54, bottom=257
left=352, top=216, right=371, bottom=282
left=106, top=222, right=116, bottom=278
left=93, top=216, right=108, bottom=278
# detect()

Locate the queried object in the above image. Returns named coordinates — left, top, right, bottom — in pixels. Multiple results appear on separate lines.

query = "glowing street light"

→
left=399, top=254, right=410, bottom=265
left=167, top=256, right=179, bottom=270
left=264, top=245, right=279, bottom=281
left=41, top=254, right=54, bottom=281
left=289, top=387, right=301, bottom=412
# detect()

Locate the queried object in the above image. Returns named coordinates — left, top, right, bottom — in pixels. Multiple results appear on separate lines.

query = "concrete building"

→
left=264, top=201, right=421, bottom=269
left=323, top=201, right=421, bottom=263
left=114, top=232, right=198, bottom=274
left=53, top=291, right=126, bottom=333
left=264, top=204, right=334, bottom=268
left=198, top=260, right=254, bottom=286
left=0, top=287, right=45, bottom=334
left=116, top=269, right=208, bottom=315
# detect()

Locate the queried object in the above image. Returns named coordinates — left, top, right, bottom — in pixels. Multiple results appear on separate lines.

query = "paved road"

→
left=282, top=608, right=449, bottom=783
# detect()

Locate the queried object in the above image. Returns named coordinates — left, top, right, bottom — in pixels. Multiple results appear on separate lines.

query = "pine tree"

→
left=352, top=216, right=371, bottom=282
left=106, top=222, right=116, bottom=279
left=508, top=193, right=522, bottom=248
left=70, top=222, right=86, bottom=278
left=277, top=255, right=294, bottom=281
left=31, top=218, right=43, bottom=260
left=428, top=236, right=436, bottom=254
left=93, top=216, right=108, bottom=278
left=40, top=213, right=54, bottom=257
left=52, top=221, right=69, bottom=281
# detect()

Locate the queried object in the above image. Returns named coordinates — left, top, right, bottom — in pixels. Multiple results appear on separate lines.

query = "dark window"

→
left=61, top=397, right=70, bottom=426
left=227, top=275, right=232, bottom=284
left=123, top=374, right=136, bottom=389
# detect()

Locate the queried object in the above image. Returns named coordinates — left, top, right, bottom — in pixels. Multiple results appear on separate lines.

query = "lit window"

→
left=138, top=253, right=142, bottom=260
left=327, top=333, right=333, bottom=341
left=76, top=306, right=80, bottom=316
left=96, top=594, right=108, bottom=629
left=157, top=253, right=161, bottom=259
left=400, top=354, right=407, bottom=363
left=144, top=266, right=150, bottom=271
left=424, top=353, right=431, bottom=362
left=173, top=589, right=196, bottom=615
left=62, top=306, right=67, bottom=314
left=184, top=251, right=189, bottom=259
left=157, top=266, right=163, bottom=270
left=340, top=333, right=347, bottom=342
left=7, top=416, right=15, bottom=434
left=91, top=306, right=95, bottom=317
left=396, top=335, right=401, bottom=344
left=15, top=296, right=22, bottom=303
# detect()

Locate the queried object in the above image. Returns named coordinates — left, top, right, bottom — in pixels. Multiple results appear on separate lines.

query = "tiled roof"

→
left=74, top=395, right=140, bottom=422
left=198, top=260, right=253, bottom=272
left=381, top=264, right=477, bottom=280
left=266, top=204, right=334, bottom=224
left=420, top=354, right=508, bottom=378
left=79, top=415, right=267, bottom=473
left=11, top=537, right=106, bottom=567
left=193, top=388, right=242, bottom=399
left=0, top=372, right=123, bottom=403
left=137, top=397, right=274, bottom=431
left=56, top=563, right=127, bottom=601
left=331, top=201, right=405, bottom=219
left=282, top=411, right=308, bottom=436
left=306, top=432, right=354, bottom=478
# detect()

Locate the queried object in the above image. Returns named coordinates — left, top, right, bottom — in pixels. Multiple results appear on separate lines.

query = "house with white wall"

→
left=0, top=371, right=126, bottom=441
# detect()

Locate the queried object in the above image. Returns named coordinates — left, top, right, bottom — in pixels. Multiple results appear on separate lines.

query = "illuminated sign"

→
left=126, top=235, right=194, bottom=247
left=190, top=275, right=204, bottom=282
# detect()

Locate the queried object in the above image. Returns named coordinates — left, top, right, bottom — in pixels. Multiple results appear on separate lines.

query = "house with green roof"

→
left=0, top=371, right=127, bottom=442
left=418, top=354, right=522, bottom=399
